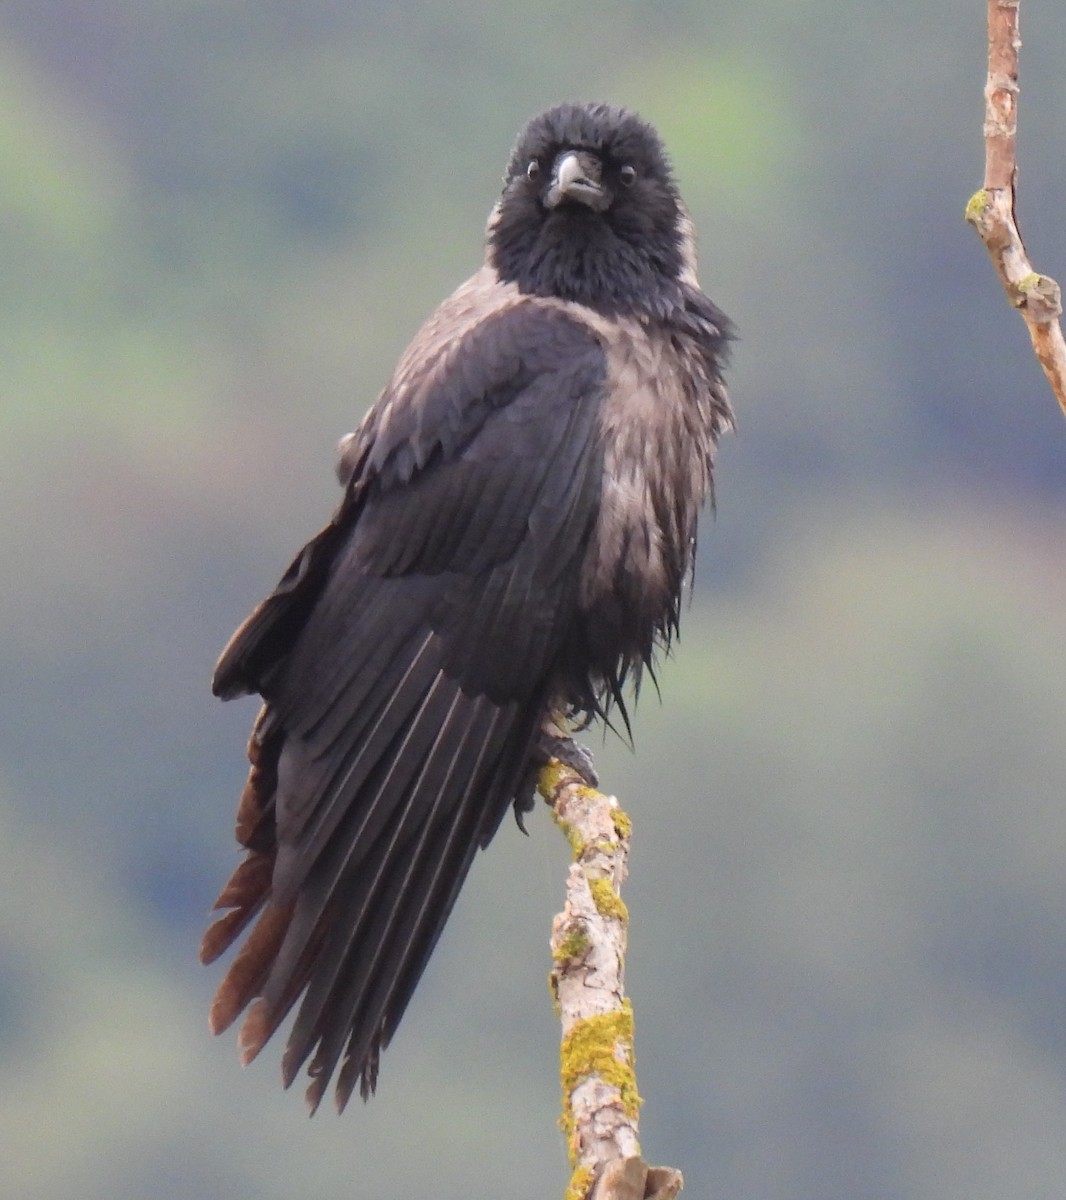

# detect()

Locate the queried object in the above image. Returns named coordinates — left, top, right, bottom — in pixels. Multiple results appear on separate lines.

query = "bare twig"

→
left=538, top=759, right=684, bottom=1200
left=965, top=0, right=1066, bottom=419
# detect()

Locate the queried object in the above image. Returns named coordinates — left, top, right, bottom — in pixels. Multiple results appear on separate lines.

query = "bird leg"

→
left=512, top=712, right=599, bottom=831
left=535, top=712, right=600, bottom=788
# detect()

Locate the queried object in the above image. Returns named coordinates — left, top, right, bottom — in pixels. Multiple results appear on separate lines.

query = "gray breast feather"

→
left=578, top=311, right=729, bottom=623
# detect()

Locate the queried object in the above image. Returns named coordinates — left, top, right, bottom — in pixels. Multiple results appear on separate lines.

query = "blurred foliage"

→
left=2, top=4, right=1065, bottom=1199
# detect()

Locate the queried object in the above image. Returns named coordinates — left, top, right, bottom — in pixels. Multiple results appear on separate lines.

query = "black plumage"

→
left=203, top=101, right=734, bottom=1112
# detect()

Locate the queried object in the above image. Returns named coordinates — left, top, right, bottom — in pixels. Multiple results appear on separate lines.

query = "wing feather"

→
left=207, top=294, right=608, bottom=1105
left=291, top=696, right=513, bottom=1109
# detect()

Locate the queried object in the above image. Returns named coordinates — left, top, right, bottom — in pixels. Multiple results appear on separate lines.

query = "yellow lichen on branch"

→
left=559, top=1004, right=642, bottom=1164
left=538, top=759, right=683, bottom=1200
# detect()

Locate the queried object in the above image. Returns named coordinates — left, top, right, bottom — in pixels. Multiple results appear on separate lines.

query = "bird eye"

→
left=526, top=159, right=541, bottom=181
left=619, top=164, right=637, bottom=188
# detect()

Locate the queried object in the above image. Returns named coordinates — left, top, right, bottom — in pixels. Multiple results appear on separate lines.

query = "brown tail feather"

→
left=209, top=899, right=295, bottom=1039
left=200, top=844, right=275, bottom=966
left=205, top=705, right=292, bottom=1041
left=235, top=706, right=280, bottom=848
left=209, top=850, right=273, bottom=913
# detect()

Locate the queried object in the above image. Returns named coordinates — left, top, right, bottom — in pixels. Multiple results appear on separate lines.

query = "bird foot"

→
left=534, top=726, right=599, bottom=788
left=512, top=720, right=599, bottom=832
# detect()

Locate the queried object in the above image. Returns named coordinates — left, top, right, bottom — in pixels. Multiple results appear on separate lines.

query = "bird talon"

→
left=535, top=728, right=600, bottom=789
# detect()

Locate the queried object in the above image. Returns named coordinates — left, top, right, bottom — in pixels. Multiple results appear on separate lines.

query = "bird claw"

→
left=534, top=727, right=599, bottom=789
left=512, top=780, right=536, bottom=833
left=512, top=724, right=600, bottom=831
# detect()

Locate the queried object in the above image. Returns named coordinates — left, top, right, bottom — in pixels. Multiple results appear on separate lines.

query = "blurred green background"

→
left=4, top=4, right=1066, bottom=1198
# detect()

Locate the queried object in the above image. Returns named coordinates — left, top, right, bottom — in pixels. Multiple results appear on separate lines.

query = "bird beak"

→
left=545, top=151, right=610, bottom=212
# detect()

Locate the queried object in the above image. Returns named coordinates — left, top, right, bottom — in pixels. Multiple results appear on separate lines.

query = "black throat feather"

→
left=488, top=102, right=690, bottom=319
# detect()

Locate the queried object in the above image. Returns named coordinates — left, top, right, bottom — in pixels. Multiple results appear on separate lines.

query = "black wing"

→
left=203, top=297, right=606, bottom=1110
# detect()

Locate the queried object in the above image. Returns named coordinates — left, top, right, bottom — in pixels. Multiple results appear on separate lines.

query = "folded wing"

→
left=203, top=297, right=606, bottom=1110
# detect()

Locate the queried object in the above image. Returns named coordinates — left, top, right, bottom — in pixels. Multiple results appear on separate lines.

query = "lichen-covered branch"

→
left=965, top=0, right=1066, bottom=419
left=538, top=759, right=684, bottom=1200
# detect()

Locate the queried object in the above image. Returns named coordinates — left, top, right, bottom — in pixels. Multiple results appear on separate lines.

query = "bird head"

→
left=488, top=102, right=695, bottom=317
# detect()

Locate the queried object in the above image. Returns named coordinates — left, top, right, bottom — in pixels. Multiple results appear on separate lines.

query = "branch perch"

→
left=538, top=759, right=684, bottom=1200
left=965, top=0, right=1066, bottom=418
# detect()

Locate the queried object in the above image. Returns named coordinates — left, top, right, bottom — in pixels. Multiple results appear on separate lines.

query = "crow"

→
left=202, top=101, right=734, bottom=1113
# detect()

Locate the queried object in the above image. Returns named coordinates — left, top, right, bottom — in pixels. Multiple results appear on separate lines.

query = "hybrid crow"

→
left=203, top=101, right=734, bottom=1112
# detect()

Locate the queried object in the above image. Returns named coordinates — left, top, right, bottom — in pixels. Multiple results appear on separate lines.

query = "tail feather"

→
left=332, top=706, right=523, bottom=1109
left=290, top=698, right=513, bottom=1109
left=206, top=646, right=542, bottom=1108
left=208, top=898, right=295, bottom=1038
left=277, top=686, right=483, bottom=1074
left=201, top=709, right=280, bottom=968
left=200, top=851, right=273, bottom=964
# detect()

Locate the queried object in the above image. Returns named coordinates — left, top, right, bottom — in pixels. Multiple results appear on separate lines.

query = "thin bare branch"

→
left=965, top=0, right=1066, bottom=419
